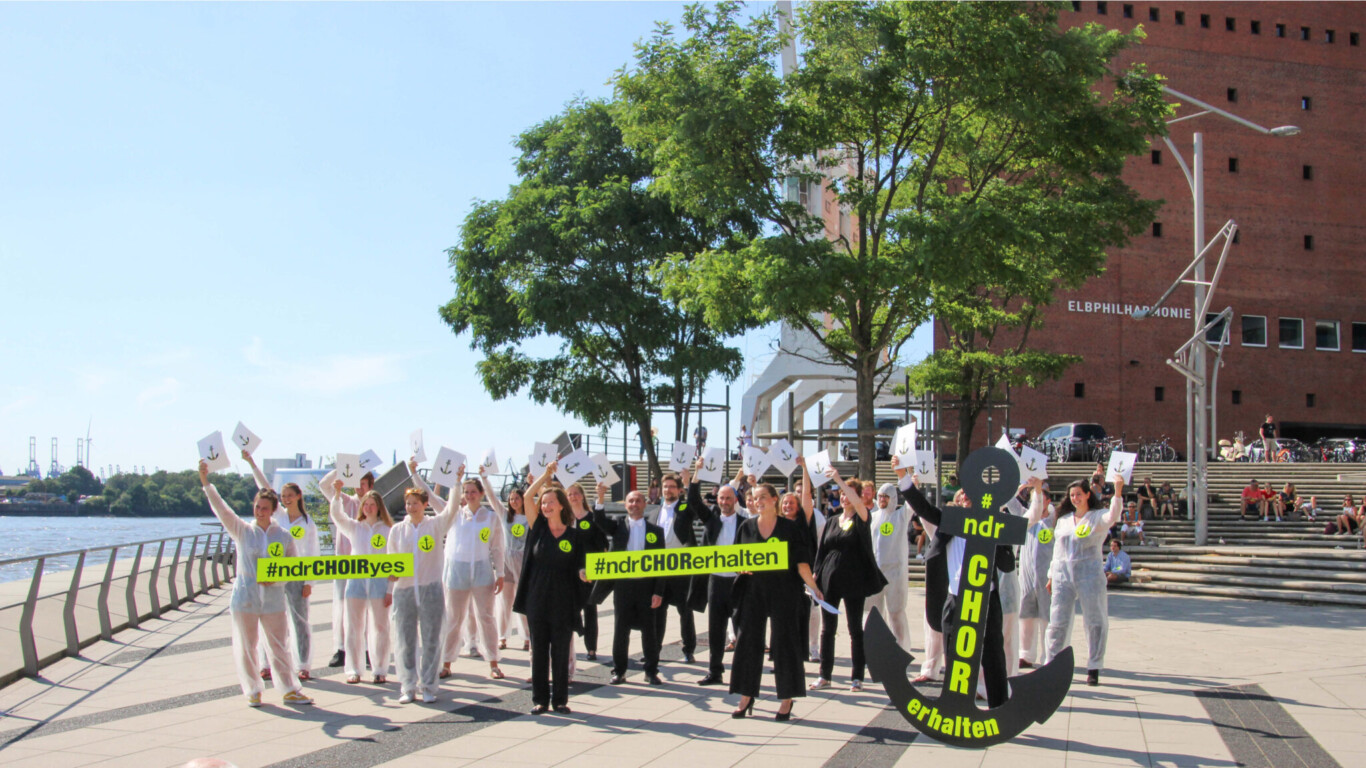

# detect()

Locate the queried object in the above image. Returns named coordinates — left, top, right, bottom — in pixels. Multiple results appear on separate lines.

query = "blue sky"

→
left=0, top=2, right=930, bottom=479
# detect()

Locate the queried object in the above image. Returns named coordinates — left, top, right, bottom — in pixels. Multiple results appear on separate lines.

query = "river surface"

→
left=0, top=516, right=226, bottom=583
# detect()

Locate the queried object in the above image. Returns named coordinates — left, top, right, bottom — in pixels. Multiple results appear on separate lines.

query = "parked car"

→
left=839, top=416, right=906, bottom=462
left=1035, top=423, right=1108, bottom=462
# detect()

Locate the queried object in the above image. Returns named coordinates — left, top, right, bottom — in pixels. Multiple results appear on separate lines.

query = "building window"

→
left=1074, top=382, right=1085, bottom=398
left=1176, top=11, right=1185, bottom=25
left=1205, top=313, right=1230, bottom=344
left=1152, top=222, right=1163, bottom=237
left=1123, top=4, right=1133, bottom=19
left=1326, top=29, right=1336, bottom=43
left=1071, top=1, right=1081, bottom=11
left=1232, top=390, right=1242, bottom=405
left=1301, top=96, right=1312, bottom=110
left=1225, top=17, right=1236, bottom=32
left=1227, top=87, right=1238, bottom=103
left=1276, top=23, right=1286, bottom=37
left=1148, top=7, right=1159, bottom=22
left=1316, top=320, right=1340, bottom=351
left=1228, top=157, right=1239, bottom=172
left=1200, top=14, right=1211, bottom=29
left=1233, top=229, right=1241, bottom=244
left=1307, top=394, right=1316, bottom=408
left=1303, top=165, right=1314, bottom=180
left=1151, top=149, right=1162, bottom=165
left=1251, top=20, right=1261, bottom=35
left=1154, top=386, right=1164, bottom=402
left=1352, top=33, right=1360, bottom=46
left=1352, top=322, right=1366, bottom=352
left=1304, top=234, right=1314, bottom=250
left=1279, top=318, right=1304, bottom=349
left=1241, top=315, right=1267, bottom=347
left=1096, top=2, right=1107, bottom=15
left=1301, top=27, right=1311, bottom=41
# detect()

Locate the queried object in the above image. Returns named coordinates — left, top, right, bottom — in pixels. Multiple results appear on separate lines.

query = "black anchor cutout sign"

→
left=863, top=446, right=1073, bottom=748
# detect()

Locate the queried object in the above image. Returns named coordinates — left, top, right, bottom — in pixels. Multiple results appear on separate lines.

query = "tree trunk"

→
left=637, top=414, right=662, bottom=491
left=855, top=353, right=879, bottom=480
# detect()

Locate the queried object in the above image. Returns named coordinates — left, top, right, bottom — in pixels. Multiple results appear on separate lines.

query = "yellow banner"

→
left=255, top=554, right=414, bottom=582
left=585, top=541, right=788, bottom=580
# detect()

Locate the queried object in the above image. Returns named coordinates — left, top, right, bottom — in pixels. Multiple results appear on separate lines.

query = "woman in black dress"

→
left=729, top=482, right=823, bottom=721
left=514, top=464, right=588, bottom=714
left=810, top=467, right=886, bottom=692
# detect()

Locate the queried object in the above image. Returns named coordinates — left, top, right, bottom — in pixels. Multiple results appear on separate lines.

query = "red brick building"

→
left=944, top=2, right=1366, bottom=452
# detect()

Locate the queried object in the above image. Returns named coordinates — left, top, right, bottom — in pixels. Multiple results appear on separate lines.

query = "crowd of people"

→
left=196, top=443, right=1130, bottom=715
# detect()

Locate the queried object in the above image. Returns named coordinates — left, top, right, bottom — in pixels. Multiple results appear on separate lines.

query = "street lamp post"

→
left=1141, top=85, right=1299, bottom=546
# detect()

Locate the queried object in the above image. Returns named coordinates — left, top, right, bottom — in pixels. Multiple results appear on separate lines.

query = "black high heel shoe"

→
left=775, top=701, right=795, bottom=722
left=732, top=697, right=755, bottom=719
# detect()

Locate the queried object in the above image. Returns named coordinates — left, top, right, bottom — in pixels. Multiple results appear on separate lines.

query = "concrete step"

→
left=1133, top=569, right=1366, bottom=595
left=1131, top=553, right=1366, bottom=571
left=1136, top=561, right=1366, bottom=583
left=1121, top=580, right=1366, bottom=607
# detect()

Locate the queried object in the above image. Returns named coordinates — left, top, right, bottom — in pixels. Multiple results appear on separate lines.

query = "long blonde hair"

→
left=360, top=490, right=394, bottom=526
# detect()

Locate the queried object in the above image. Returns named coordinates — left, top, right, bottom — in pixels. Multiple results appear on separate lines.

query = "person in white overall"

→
left=412, top=466, right=507, bottom=680
left=1044, top=475, right=1123, bottom=686
left=245, top=451, right=320, bottom=681
left=198, top=460, right=312, bottom=707
left=496, top=486, right=530, bottom=651
left=388, top=466, right=460, bottom=703
left=319, top=467, right=376, bottom=669
left=1018, top=486, right=1056, bottom=670
left=328, top=480, right=394, bottom=685
left=868, top=478, right=911, bottom=651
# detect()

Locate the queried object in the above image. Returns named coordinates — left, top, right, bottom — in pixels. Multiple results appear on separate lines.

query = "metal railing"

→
left=0, top=532, right=237, bottom=685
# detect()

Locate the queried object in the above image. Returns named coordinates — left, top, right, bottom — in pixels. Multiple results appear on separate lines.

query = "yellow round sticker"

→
left=558, top=540, right=573, bottom=553
left=290, top=525, right=305, bottom=540
left=646, top=532, right=658, bottom=544
left=511, top=524, right=526, bottom=538
left=578, top=519, right=591, bottom=530
left=841, top=518, right=854, bottom=532
left=1075, top=523, right=1092, bottom=539
left=418, top=535, right=435, bottom=552
left=370, top=533, right=387, bottom=549
left=1037, top=528, right=1054, bottom=545
left=879, top=522, right=894, bottom=536
left=478, top=527, right=491, bottom=543
left=267, top=541, right=284, bottom=557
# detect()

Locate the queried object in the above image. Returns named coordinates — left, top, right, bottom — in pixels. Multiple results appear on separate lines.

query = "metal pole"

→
left=818, top=400, right=825, bottom=454
left=63, top=551, right=86, bottom=657
left=1192, top=132, right=1208, bottom=545
left=149, top=541, right=165, bottom=618
left=98, top=547, right=118, bottom=640
left=20, top=558, right=45, bottom=676
left=126, top=544, right=144, bottom=629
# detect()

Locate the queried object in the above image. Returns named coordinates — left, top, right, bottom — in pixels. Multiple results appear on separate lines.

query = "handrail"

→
left=2, top=531, right=238, bottom=687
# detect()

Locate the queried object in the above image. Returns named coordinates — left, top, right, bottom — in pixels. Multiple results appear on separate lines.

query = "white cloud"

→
left=137, top=377, right=182, bottom=408
left=243, top=336, right=406, bottom=395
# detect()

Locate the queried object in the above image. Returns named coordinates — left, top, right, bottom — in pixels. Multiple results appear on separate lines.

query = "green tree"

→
left=440, top=99, right=742, bottom=479
left=615, top=1, right=1168, bottom=471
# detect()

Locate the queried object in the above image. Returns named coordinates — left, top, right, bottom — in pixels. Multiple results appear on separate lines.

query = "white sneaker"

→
left=246, top=692, right=262, bottom=708
left=398, top=692, right=415, bottom=704
left=421, top=692, right=437, bottom=704
left=850, top=679, right=863, bottom=692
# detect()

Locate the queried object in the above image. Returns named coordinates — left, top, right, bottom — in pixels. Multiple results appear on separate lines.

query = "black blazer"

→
left=653, top=482, right=715, bottom=547
left=904, top=483, right=1016, bottom=580
left=589, top=507, right=665, bottom=606
left=701, top=505, right=751, bottom=548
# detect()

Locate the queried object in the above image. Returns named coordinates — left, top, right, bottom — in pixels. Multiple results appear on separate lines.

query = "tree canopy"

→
left=615, top=0, right=1168, bottom=468
left=440, top=99, right=742, bottom=478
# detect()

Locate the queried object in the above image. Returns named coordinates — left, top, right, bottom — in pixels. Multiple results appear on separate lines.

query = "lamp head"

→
left=1270, top=126, right=1301, bottom=137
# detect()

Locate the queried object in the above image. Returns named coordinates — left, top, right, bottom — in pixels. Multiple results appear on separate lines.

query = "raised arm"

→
left=686, top=457, right=712, bottom=523
left=902, top=477, right=943, bottom=528
left=593, top=482, right=620, bottom=535
left=328, top=480, right=358, bottom=540
left=408, top=458, right=448, bottom=514
left=525, top=461, right=556, bottom=528
left=1102, top=476, right=1126, bottom=528
left=826, top=466, right=868, bottom=521
left=243, top=450, right=271, bottom=492
left=480, top=466, right=504, bottom=517
left=199, top=460, right=248, bottom=541
left=797, top=455, right=814, bottom=522
left=1024, top=476, right=1048, bottom=526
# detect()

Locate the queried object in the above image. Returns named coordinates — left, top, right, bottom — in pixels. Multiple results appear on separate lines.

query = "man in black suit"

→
left=592, top=489, right=666, bottom=685
left=651, top=467, right=714, bottom=663
left=693, top=474, right=750, bottom=685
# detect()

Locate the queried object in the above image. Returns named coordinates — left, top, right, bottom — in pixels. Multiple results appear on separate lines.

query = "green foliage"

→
left=83, top=470, right=260, bottom=517
left=440, top=99, right=742, bottom=476
left=616, top=1, right=1170, bottom=467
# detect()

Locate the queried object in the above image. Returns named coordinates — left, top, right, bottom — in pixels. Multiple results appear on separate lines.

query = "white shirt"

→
left=654, top=498, right=684, bottom=548
left=627, top=516, right=647, bottom=551
left=714, top=509, right=745, bottom=577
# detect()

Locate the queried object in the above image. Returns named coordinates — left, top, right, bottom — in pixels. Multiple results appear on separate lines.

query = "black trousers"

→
left=581, top=603, right=598, bottom=652
left=653, top=577, right=696, bottom=656
left=528, top=612, right=572, bottom=707
left=924, top=553, right=948, bottom=632
left=729, top=582, right=805, bottom=700
left=941, top=586, right=1007, bottom=708
left=613, top=594, right=659, bottom=677
left=706, top=575, right=737, bottom=675
left=818, top=588, right=867, bottom=681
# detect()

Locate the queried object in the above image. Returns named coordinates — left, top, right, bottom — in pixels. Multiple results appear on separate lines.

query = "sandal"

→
left=346, top=675, right=361, bottom=684
left=438, top=664, right=452, bottom=679
left=297, top=670, right=311, bottom=681
left=522, top=641, right=530, bottom=651
left=499, top=639, right=508, bottom=651
left=373, top=675, right=387, bottom=685
left=489, top=666, right=505, bottom=680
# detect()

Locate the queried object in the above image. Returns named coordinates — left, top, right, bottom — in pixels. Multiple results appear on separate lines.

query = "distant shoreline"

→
left=0, top=503, right=218, bottom=519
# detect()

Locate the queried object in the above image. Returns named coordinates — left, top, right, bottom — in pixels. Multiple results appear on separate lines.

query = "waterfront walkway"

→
left=1, top=581, right=1362, bottom=768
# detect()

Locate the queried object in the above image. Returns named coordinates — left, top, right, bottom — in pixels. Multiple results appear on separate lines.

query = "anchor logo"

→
left=1037, top=527, right=1054, bottom=545
left=706, top=458, right=717, bottom=472
left=511, top=524, right=526, bottom=538
left=558, top=540, right=572, bottom=553
left=579, top=520, right=591, bottom=530
left=290, top=525, right=304, bottom=540
left=646, top=532, right=658, bottom=544
left=206, top=447, right=220, bottom=461
left=341, top=464, right=354, bottom=479
left=238, top=435, right=251, bottom=448
left=566, top=460, right=582, bottom=475
left=778, top=447, right=793, bottom=461
left=478, top=527, right=491, bottom=543
left=1024, top=458, right=1038, bottom=472
left=898, top=437, right=913, bottom=455
left=370, top=533, right=387, bottom=549
left=440, top=459, right=453, bottom=475
left=863, top=446, right=1072, bottom=748
left=535, top=452, right=550, bottom=469
left=418, top=535, right=435, bottom=552
left=267, top=541, right=284, bottom=557
left=880, top=521, right=894, bottom=536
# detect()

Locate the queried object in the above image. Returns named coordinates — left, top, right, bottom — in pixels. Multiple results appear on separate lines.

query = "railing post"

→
left=186, top=536, right=199, bottom=599
left=125, top=544, right=144, bottom=629
left=98, top=547, right=119, bottom=640
left=20, top=557, right=45, bottom=676
left=167, top=538, right=183, bottom=608
left=63, top=551, right=87, bottom=658
left=149, top=541, right=166, bottom=618
left=212, top=533, right=225, bottom=588
left=198, top=534, right=211, bottom=593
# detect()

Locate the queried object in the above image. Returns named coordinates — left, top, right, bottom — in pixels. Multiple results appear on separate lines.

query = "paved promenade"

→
left=0, top=581, right=1362, bottom=768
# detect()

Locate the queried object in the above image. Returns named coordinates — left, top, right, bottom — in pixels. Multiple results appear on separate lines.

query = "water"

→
left=0, top=516, right=223, bottom=584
